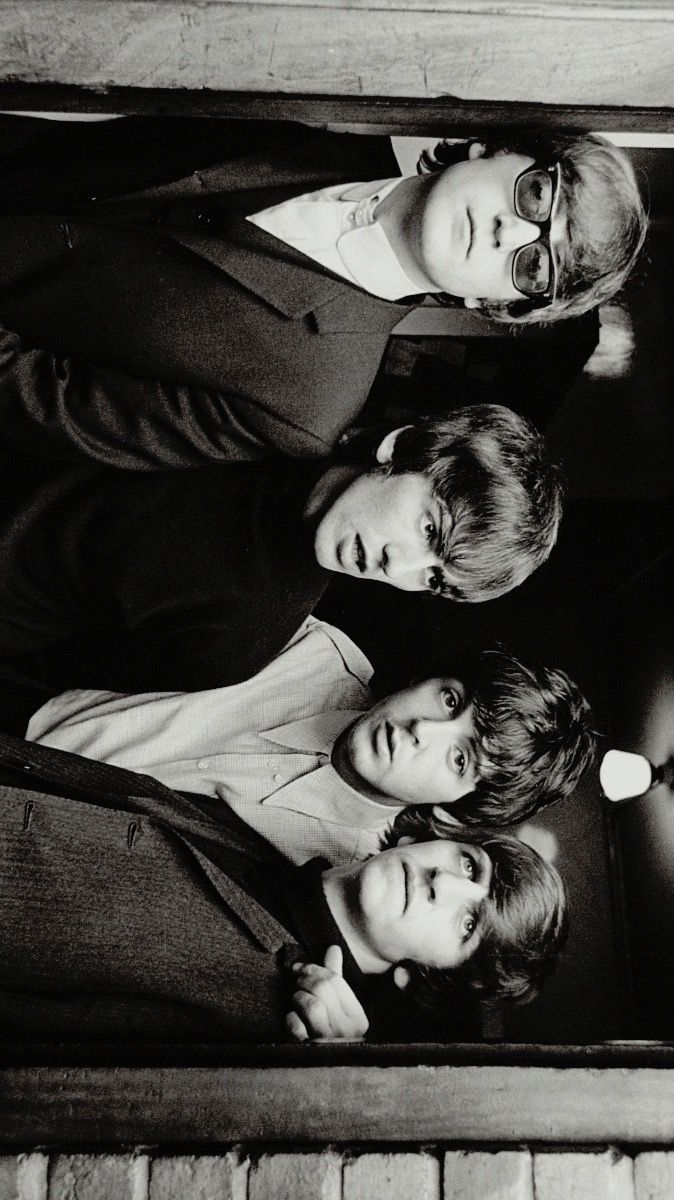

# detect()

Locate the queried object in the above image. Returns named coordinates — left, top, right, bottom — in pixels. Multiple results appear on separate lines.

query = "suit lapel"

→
left=183, top=840, right=293, bottom=953
left=90, top=129, right=412, bottom=330
left=0, top=732, right=299, bottom=955
left=171, top=219, right=412, bottom=331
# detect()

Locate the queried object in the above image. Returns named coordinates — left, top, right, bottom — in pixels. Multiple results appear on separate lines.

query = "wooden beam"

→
left=2, top=1063, right=674, bottom=1146
left=1, top=1, right=672, bottom=111
left=0, top=84, right=673, bottom=134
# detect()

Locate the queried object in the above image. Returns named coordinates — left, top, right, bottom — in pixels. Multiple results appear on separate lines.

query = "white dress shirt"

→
left=248, top=177, right=423, bottom=301
left=27, top=617, right=402, bottom=865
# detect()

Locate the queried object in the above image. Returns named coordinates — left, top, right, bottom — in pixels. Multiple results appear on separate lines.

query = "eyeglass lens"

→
left=512, top=169, right=554, bottom=297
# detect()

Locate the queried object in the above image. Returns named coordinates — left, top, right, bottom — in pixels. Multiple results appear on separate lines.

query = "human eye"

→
left=461, top=911, right=478, bottom=942
left=421, top=512, right=437, bottom=546
left=523, top=244, right=548, bottom=286
left=440, top=686, right=460, bottom=715
left=518, top=170, right=551, bottom=222
left=460, top=850, right=477, bottom=880
left=450, top=746, right=467, bottom=776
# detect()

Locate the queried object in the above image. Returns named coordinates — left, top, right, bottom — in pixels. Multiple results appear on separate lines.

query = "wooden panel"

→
left=2, top=86, right=674, bottom=134
left=1, top=2, right=672, bottom=110
left=2, top=1064, right=674, bottom=1146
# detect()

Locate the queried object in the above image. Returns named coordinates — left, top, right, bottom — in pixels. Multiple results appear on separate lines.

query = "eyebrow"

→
left=432, top=499, right=453, bottom=561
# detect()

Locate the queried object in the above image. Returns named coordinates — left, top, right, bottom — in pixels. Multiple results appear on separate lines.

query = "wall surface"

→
left=2, top=1149, right=674, bottom=1200
left=1, top=0, right=673, bottom=110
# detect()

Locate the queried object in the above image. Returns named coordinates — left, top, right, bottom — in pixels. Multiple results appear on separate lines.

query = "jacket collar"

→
left=170, top=219, right=415, bottom=331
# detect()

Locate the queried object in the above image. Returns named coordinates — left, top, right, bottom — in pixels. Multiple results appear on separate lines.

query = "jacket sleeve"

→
left=0, top=324, right=299, bottom=468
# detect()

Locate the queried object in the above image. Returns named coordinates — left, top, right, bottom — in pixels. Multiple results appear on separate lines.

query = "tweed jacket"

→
left=0, top=116, right=417, bottom=468
left=0, top=728, right=360, bottom=1042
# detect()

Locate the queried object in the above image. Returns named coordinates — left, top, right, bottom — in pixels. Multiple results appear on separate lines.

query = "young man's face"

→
left=313, top=470, right=451, bottom=595
left=333, top=677, right=481, bottom=808
left=350, top=838, right=491, bottom=970
left=402, top=148, right=567, bottom=304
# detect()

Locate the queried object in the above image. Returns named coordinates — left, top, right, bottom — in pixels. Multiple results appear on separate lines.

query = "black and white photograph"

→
left=0, top=3, right=672, bottom=1197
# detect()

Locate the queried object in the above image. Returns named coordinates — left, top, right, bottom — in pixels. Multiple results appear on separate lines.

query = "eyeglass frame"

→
left=511, top=161, right=562, bottom=307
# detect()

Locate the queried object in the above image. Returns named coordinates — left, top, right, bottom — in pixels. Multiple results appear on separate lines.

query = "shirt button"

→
left=197, top=759, right=211, bottom=770
left=273, top=773, right=282, bottom=783
left=348, top=211, right=356, bottom=222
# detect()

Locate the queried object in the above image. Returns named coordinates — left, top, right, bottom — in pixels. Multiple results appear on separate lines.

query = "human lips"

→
left=401, top=859, right=410, bottom=912
left=466, top=207, right=474, bottom=257
left=353, top=533, right=367, bottom=574
left=374, top=719, right=399, bottom=763
left=340, top=532, right=367, bottom=575
left=336, top=531, right=367, bottom=575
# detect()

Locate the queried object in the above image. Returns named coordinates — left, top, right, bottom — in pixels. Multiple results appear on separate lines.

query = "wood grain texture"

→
left=1, top=2, right=672, bottom=108
left=2, top=85, right=673, bottom=133
left=1, top=1065, right=674, bottom=1146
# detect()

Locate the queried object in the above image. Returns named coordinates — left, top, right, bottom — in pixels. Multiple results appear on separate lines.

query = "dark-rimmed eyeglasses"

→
left=511, top=162, right=562, bottom=306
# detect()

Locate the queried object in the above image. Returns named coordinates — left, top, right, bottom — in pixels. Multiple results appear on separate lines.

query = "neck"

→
left=375, top=175, right=439, bottom=294
left=321, top=867, right=389, bottom=974
left=331, top=726, right=405, bottom=809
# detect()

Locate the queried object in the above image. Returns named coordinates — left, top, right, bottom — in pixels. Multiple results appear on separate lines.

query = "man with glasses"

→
left=0, top=117, right=645, bottom=470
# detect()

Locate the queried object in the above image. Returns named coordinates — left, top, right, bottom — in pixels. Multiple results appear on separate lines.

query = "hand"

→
left=285, top=945, right=369, bottom=1042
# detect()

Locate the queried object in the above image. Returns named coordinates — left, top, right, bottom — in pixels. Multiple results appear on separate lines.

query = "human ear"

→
left=431, top=804, right=461, bottom=826
left=375, top=426, right=414, bottom=464
left=393, top=966, right=411, bottom=990
left=396, top=835, right=415, bottom=846
left=468, top=141, right=487, bottom=161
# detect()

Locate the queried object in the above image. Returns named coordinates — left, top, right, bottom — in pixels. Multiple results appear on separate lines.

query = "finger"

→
left=294, top=983, right=368, bottom=1039
left=291, top=989, right=332, bottom=1039
left=292, top=962, right=335, bottom=982
left=328, top=975, right=369, bottom=1026
left=323, top=944, right=343, bottom=976
left=285, top=1011, right=309, bottom=1042
left=294, top=961, right=368, bottom=1032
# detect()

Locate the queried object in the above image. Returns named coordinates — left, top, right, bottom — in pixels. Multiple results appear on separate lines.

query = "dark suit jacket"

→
left=0, top=453, right=329, bottom=708
left=0, top=729, right=362, bottom=1042
left=0, top=116, right=416, bottom=467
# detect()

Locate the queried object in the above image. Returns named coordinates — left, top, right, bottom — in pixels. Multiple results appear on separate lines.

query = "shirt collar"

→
left=261, top=710, right=359, bottom=755
left=259, top=713, right=403, bottom=830
left=336, top=178, right=425, bottom=301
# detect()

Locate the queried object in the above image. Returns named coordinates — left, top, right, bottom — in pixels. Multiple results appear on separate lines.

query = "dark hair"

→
left=419, top=132, right=647, bottom=325
left=383, top=817, right=568, bottom=1006
left=441, top=648, right=597, bottom=825
left=387, top=406, right=563, bottom=601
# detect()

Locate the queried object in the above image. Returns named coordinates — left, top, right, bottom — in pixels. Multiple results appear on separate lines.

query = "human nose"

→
left=407, top=717, right=444, bottom=747
left=494, top=211, right=540, bottom=251
left=381, top=542, right=439, bottom=581
left=429, top=868, right=487, bottom=903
